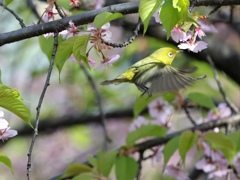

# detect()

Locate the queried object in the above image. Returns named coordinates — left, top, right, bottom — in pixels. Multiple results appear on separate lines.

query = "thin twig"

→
left=27, top=33, right=59, bottom=180
left=54, top=1, right=65, bottom=18
left=183, top=102, right=197, bottom=126
left=136, top=150, right=144, bottom=180
left=230, top=5, right=234, bottom=23
left=80, top=65, right=111, bottom=146
left=206, top=53, right=239, bottom=113
left=0, top=2, right=26, bottom=28
left=101, top=17, right=141, bottom=48
left=208, top=5, right=222, bottom=16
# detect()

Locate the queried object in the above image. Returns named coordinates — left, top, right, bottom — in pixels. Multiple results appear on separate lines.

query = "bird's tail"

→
left=100, top=79, right=122, bottom=85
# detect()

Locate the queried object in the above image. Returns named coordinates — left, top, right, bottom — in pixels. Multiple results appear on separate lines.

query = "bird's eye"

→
left=168, top=52, right=173, bottom=58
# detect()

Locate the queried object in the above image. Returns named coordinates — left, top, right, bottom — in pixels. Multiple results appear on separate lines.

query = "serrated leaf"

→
left=60, top=163, right=92, bottom=179
left=97, top=150, right=118, bottom=177
left=163, top=136, right=180, bottom=165
left=73, top=34, right=90, bottom=68
left=0, top=150, right=14, bottom=174
left=4, top=0, right=13, bottom=6
left=139, top=0, right=163, bottom=34
left=0, top=88, right=31, bottom=126
left=188, top=92, right=216, bottom=110
left=179, top=130, right=198, bottom=164
left=133, top=94, right=159, bottom=118
left=160, top=0, right=180, bottom=39
left=172, top=0, right=189, bottom=19
left=205, top=131, right=235, bottom=163
left=228, top=131, right=240, bottom=153
left=72, top=173, right=95, bottom=180
left=115, top=156, right=138, bottom=180
left=126, top=124, right=167, bottom=146
left=87, top=156, right=97, bottom=168
left=55, top=36, right=77, bottom=74
left=93, top=12, right=124, bottom=28
left=39, top=36, right=63, bottom=61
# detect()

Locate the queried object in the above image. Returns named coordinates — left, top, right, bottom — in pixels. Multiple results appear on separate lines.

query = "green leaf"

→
left=126, top=124, right=167, bottom=146
left=187, top=92, right=216, bottom=110
left=73, top=34, right=90, bottom=68
left=4, top=0, right=13, bottom=6
left=0, top=86, right=31, bottom=126
left=93, top=12, right=124, bottom=28
left=133, top=94, right=159, bottom=118
left=72, top=173, right=95, bottom=180
left=0, top=150, right=14, bottom=174
left=115, top=156, right=138, bottom=180
left=60, top=163, right=92, bottom=179
left=96, top=150, right=118, bottom=177
left=205, top=131, right=235, bottom=163
left=139, top=0, right=163, bottom=34
left=160, top=0, right=180, bottom=39
left=163, top=136, right=180, bottom=165
left=228, top=131, right=240, bottom=153
left=39, top=36, right=63, bottom=61
left=55, top=36, right=77, bottom=74
left=179, top=130, right=198, bottom=164
left=172, top=0, right=189, bottom=19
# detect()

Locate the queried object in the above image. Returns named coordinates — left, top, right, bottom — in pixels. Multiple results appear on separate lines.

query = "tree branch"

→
left=27, top=32, right=59, bottom=180
left=1, top=0, right=240, bottom=46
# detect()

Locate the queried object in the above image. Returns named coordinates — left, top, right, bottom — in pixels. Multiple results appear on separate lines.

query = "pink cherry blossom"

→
left=198, top=19, right=218, bottom=33
left=97, top=54, right=120, bottom=69
left=153, top=10, right=161, bottom=24
left=67, top=21, right=79, bottom=36
left=128, top=116, right=149, bottom=132
left=195, top=27, right=206, bottom=39
left=43, top=5, right=58, bottom=22
left=69, top=0, right=80, bottom=7
left=205, top=103, right=231, bottom=122
left=93, top=0, right=104, bottom=9
left=0, top=118, right=9, bottom=130
left=165, top=165, right=190, bottom=180
left=69, top=54, right=96, bottom=68
left=0, top=128, right=18, bottom=141
left=171, top=26, right=188, bottom=43
left=148, top=97, right=173, bottom=119
left=195, top=158, right=216, bottom=172
left=178, top=40, right=207, bottom=53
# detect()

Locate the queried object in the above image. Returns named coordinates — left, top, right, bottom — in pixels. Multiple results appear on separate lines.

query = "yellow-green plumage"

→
left=101, top=47, right=205, bottom=96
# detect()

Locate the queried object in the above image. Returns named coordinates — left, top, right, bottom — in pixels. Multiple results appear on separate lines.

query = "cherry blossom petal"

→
left=0, top=129, right=18, bottom=141
left=153, top=10, right=161, bottom=24
left=165, top=165, right=190, bottom=180
left=128, top=116, right=149, bottom=132
left=97, top=54, right=120, bottom=69
left=0, top=119, right=8, bottom=130
left=171, top=27, right=187, bottom=43
left=148, top=97, right=173, bottom=119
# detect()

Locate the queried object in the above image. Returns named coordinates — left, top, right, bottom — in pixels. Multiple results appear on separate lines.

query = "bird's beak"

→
left=176, top=50, right=182, bottom=53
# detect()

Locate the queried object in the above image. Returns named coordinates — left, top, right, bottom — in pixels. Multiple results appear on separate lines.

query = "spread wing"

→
left=134, top=65, right=205, bottom=95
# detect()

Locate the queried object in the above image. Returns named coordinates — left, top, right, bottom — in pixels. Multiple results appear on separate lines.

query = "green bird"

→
left=101, top=47, right=206, bottom=96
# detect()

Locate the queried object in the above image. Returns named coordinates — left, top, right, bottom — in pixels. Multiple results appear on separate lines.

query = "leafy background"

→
left=0, top=0, right=239, bottom=179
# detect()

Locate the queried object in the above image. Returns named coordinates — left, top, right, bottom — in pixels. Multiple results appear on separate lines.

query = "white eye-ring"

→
left=168, top=52, right=173, bottom=58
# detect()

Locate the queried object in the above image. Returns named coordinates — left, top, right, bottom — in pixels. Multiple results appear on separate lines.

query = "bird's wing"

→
left=132, top=62, right=166, bottom=85
left=139, top=65, right=205, bottom=94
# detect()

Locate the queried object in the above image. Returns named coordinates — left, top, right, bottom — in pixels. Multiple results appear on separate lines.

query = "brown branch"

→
left=1, top=0, right=240, bottom=46
left=27, top=32, right=59, bottom=180
left=0, top=2, right=26, bottom=28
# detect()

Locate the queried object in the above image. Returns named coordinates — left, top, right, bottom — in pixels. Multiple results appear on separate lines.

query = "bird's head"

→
left=152, top=47, right=181, bottom=65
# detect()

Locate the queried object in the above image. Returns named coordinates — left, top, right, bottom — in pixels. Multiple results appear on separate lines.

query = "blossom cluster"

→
left=43, top=0, right=120, bottom=69
left=128, top=100, right=240, bottom=179
left=128, top=97, right=174, bottom=132
left=0, top=111, right=17, bottom=141
left=154, top=11, right=218, bottom=53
